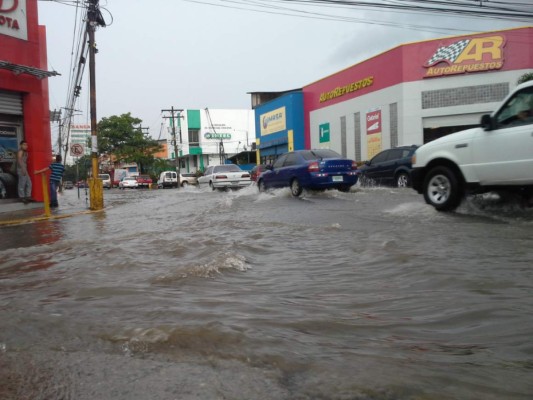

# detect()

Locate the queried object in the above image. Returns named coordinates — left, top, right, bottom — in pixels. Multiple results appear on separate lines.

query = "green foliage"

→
left=97, top=113, right=162, bottom=173
left=151, top=158, right=176, bottom=177
left=64, top=155, right=91, bottom=182
left=518, top=72, right=533, bottom=85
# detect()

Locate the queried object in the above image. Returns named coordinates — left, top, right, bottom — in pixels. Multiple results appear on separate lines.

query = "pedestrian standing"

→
left=17, top=140, right=32, bottom=204
left=35, top=155, right=65, bottom=208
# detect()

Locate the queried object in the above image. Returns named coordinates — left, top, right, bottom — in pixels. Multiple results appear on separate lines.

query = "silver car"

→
left=197, top=164, right=251, bottom=191
left=180, top=173, right=198, bottom=187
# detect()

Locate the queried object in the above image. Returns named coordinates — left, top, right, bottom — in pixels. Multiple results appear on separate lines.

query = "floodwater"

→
left=1, top=185, right=532, bottom=400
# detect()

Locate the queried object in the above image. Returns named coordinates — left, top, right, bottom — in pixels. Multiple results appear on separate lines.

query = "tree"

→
left=64, top=155, right=91, bottom=182
left=518, top=72, right=533, bottom=85
left=98, top=113, right=162, bottom=173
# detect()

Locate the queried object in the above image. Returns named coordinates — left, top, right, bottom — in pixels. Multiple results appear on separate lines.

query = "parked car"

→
left=250, top=164, right=267, bottom=182
left=180, top=172, right=197, bottom=187
left=119, top=176, right=138, bottom=189
left=411, top=80, right=533, bottom=211
left=136, top=174, right=152, bottom=188
left=257, top=149, right=359, bottom=196
left=98, top=173, right=112, bottom=189
left=76, top=180, right=88, bottom=188
left=157, top=171, right=177, bottom=188
left=63, top=180, right=74, bottom=190
left=197, top=164, right=251, bottom=190
left=358, top=145, right=419, bottom=188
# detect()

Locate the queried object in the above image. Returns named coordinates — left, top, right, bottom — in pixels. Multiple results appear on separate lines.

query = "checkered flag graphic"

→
left=426, top=39, right=470, bottom=66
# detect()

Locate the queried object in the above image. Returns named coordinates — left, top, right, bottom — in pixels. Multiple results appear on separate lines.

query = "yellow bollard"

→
left=40, top=172, right=51, bottom=217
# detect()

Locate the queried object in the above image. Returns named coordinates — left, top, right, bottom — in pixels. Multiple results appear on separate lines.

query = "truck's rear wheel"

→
left=423, top=166, right=463, bottom=211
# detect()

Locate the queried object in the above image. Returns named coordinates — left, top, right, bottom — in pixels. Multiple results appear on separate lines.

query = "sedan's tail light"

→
left=351, top=161, right=358, bottom=170
left=241, top=173, right=250, bottom=178
left=215, top=175, right=228, bottom=179
left=308, top=162, right=319, bottom=172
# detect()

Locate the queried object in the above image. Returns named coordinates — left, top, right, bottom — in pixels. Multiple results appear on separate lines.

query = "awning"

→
left=0, top=60, right=60, bottom=79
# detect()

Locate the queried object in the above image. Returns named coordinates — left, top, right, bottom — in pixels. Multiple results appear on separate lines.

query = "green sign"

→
left=204, top=132, right=231, bottom=140
left=319, top=123, right=330, bottom=143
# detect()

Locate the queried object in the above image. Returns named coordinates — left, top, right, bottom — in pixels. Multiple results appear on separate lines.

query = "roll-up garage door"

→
left=0, top=90, right=23, bottom=115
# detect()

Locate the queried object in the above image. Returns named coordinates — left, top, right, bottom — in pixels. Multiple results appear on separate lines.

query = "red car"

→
left=135, top=175, right=153, bottom=188
left=250, top=164, right=267, bottom=182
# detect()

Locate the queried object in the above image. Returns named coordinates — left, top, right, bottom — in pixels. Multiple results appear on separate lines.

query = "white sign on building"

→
left=0, top=0, right=28, bottom=41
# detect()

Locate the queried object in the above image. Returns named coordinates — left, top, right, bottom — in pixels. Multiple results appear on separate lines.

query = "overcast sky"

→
left=37, top=0, right=531, bottom=143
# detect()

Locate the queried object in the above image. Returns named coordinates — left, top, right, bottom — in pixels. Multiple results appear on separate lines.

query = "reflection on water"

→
left=1, top=187, right=532, bottom=399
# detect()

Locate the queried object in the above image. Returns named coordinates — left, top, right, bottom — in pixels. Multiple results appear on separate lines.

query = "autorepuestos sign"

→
left=423, top=35, right=505, bottom=78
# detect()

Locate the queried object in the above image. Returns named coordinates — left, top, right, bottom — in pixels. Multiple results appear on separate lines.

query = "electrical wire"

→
left=184, top=0, right=532, bottom=29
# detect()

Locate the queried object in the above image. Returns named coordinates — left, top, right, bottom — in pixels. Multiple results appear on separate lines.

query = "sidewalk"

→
left=0, top=192, right=93, bottom=225
left=0, top=199, right=44, bottom=223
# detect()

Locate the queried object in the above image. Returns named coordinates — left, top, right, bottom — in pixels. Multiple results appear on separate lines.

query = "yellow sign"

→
left=260, top=107, right=287, bottom=136
left=319, top=76, right=374, bottom=103
left=367, top=133, right=382, bottom=159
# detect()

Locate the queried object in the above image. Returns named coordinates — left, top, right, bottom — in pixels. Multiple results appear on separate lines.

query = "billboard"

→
left=260, top=107, right=286, bottom=136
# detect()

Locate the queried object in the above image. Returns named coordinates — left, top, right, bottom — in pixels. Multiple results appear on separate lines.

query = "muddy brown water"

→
left=1, top=186, right=532, bottom=399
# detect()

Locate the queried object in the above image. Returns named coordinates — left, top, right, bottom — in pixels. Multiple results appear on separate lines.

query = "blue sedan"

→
left=257, top=149, right=359, bottom=196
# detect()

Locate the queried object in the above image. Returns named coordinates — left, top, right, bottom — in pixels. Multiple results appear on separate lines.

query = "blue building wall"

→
left=255, top=91, right=304, bottom=163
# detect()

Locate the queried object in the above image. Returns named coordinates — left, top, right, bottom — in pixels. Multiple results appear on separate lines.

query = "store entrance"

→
left=0, top=115, right=23, bottom=199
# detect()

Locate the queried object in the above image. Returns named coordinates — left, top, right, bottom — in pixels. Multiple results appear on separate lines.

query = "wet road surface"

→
left=1, top=185, right=532, bottom=399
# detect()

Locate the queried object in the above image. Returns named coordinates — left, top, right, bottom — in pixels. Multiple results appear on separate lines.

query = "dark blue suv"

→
left=358, top=145, right=419, bottom=188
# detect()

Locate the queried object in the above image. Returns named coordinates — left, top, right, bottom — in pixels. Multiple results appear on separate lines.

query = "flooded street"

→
left=1, top=185, right=532, bottom=399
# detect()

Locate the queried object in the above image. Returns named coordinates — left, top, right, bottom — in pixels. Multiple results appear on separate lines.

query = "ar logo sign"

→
left=424, top=35, right=505, bottom=78
left=319, top=123, right=330, bottom=143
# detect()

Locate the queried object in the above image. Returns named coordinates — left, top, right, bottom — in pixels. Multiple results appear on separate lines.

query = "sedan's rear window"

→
left=301, top=149, right=341, bottom=160
left=214, top=165, right=242, bottom=172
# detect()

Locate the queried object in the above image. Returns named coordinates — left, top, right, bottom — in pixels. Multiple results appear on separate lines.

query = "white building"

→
left=166, top=109, right=255, bottom=172
left=65, top=123, right=91, bottom=165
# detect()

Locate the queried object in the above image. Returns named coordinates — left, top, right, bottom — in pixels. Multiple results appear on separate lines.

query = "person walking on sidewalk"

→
left=35, top=155, right=65, bottom=208
left=17, top=140, right=32, bottom=204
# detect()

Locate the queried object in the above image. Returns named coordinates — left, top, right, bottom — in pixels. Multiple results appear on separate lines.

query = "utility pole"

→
left=136, top=124, right=150, bottom=174
left=87, top=0, right=106, bottom=210
left=162, top=107, right=183, bottom=187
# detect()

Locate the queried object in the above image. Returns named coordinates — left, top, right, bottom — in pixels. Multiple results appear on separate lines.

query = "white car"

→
left=197, top=164, right=251, bottom=191
left=119, top=176, right=138, bottom=189
left=157, top=171, right=177, bottom=188
left=411, top=80, right=533, bottom=211
left=98, top=173, right=112, bottom=189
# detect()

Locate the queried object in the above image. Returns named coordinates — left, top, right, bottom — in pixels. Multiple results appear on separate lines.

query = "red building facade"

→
left=0, top=0, right=55, bottom=201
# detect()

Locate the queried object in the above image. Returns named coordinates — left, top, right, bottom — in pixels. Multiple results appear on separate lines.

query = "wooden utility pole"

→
left=162, top=107, right=183, bottom=187
left=87, top=0, right=105, bottom=210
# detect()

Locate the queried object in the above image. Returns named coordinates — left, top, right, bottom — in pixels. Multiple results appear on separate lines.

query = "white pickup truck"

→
left=411, top=80, right=533, bottom=211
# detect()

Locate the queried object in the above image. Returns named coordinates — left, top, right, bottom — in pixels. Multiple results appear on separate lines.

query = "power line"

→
left=184, top=0, right=532, bottom=31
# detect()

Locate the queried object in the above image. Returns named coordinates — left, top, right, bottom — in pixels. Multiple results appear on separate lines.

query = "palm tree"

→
left=517, top=72, right=533, bottom=85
